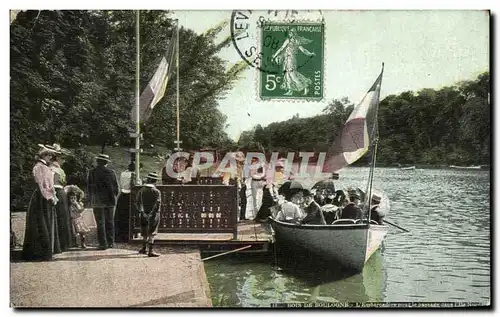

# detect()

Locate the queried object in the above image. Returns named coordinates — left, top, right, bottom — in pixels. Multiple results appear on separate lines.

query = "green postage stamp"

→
left=259, top=22, right=325, bottom=101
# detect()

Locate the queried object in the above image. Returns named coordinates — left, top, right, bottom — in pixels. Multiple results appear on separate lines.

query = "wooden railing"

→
left=128, top=180, right=239, bottom=241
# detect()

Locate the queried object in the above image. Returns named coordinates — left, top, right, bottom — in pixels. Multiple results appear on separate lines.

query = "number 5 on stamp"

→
left=259, top=22, right=324, bottom=101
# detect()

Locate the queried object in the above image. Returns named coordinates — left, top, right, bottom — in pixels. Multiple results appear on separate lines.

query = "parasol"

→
left=278, top=180, right=303, bottom=200
left=311, top=179, right=336, bottom=193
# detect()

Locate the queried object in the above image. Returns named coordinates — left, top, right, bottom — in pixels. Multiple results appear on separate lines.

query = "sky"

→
left=173, top=10, right=489, bottom=141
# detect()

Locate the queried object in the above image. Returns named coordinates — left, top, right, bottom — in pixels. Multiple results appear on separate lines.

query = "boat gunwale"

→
left=269, top=218, right=369, bottom=230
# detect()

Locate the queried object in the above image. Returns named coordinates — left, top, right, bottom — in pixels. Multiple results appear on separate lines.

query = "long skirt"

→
left=255, top=186, right=275, bottom=221
left=54, top=187, right=72, bottom=251
left=115, top=193, right=131, bottom=242
left=22, top=188, right=61, bottom=261
left=239, top=184, right=247, bottom=220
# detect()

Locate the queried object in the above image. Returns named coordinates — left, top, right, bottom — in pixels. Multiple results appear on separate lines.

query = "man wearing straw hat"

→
left=86, top=154, right=119, bottom=250
left=135, top=172, right=162, bottom=257
left=370, top=194, right=384, bottom=225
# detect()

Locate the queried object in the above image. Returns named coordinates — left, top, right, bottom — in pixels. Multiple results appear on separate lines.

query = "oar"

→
left=384, top=219, right=409, bottom=232
left=201, top=245, right=252, bottom=261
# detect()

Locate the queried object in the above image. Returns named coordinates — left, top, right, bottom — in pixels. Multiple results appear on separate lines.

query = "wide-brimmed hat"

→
left=51, top=143, right=71, bottom=156
left=37, top=144, right=61, bottom=156
left=95, top=154, right=111, bottom=162
left=348, top=190, right=360, bottom=199
left=146, top=172, right=161, bottom=180
left=371, top=194, right=382, bottom=203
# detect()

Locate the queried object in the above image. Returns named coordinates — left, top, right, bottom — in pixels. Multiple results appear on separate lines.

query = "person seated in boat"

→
left=300, top=189, right=326, bottom=225
left=320, top=194, right=339, bottom=224
left=331, top=189, right=347, bottom=207
left=274, top=194, right=304, bottom=223
left=369, top=194, right=384, bottom=225
left=346, top=188, right=361, bottom=204
left=339, top=192, right=362, bottom=220
left=313, top=189, right=326, bottom=206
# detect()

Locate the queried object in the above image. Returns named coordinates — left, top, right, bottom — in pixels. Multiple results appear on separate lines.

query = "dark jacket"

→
left=370, top=205, right=384, bottom=225
left=301, top=200, right=326, bottom=225
left=340, top=202, right=362, bottom=220
left=86, top=165, right=119, bottom=207
left=136, top=185, right=162, bottom=216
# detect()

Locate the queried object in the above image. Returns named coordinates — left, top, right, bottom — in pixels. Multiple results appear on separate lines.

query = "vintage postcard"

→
left=9, top=8, right=490, bottom=308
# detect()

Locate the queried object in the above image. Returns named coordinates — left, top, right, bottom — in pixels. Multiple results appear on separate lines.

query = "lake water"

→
left=203, top=167, right=491, bottom=307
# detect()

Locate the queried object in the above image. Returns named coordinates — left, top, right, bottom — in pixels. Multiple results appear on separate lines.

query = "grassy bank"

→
left=80, top=145, right=168, bottom=179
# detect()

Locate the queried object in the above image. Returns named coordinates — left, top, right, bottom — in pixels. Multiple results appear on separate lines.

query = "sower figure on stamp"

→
left=272, top=28, right=315, bottom=96
left=136, top=172, right=162, bottom=257
left=86, top=154, right=119, bottom=250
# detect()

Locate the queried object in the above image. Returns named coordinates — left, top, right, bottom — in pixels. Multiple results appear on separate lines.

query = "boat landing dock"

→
left=129, top=220, right=274, bottom=253
left=10, top=212, right=212, bottom=308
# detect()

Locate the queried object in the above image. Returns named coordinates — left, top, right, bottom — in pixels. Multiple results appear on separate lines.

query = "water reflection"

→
left=205, top=247, right=387, bottom=307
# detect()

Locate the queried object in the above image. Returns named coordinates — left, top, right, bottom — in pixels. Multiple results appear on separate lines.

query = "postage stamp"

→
left=230, top=10, right=325, bottom=101
left=259, top=22, right=324, bottom=100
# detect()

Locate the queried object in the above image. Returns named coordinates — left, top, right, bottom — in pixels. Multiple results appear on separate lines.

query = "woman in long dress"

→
left=272, top=28, right=316, bottom=96
left=22, top=146, right=62, bottom=261
left=255, top=167, right=279, bottom=222
left=50, top=149, right=73, bottom=250
left=115, top=163, right=140, bottom=242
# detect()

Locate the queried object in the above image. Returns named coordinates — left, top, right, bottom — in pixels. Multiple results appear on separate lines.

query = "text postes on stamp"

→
left=259, top=22, right=324, bottom=101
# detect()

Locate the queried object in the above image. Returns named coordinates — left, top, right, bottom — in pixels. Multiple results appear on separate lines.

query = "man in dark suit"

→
left=340, top=191, right=363, bottom=220
left=86, top=154, right=119, bottom=249
left=301, top=189, right=326, bottom=225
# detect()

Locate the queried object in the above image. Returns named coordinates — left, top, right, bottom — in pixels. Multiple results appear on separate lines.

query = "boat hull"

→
left=270, top=219, right=388, bottom=272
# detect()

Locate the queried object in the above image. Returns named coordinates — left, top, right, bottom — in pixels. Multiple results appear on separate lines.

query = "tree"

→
left=9, top=10, right=243, bottom=210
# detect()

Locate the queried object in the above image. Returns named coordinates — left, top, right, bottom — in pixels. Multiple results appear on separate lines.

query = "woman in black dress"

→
left=115, top=163, right=139, bottom=242
left=255, top=168, right=278, bottom=222
left=50, top=149, right=73, bottom=251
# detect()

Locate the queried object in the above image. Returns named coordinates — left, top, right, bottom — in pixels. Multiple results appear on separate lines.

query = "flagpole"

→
left=134, top=10, right=141, bottom=184
left=175, top=20, right=181, bottom=153
left=365, top=63, right=384, bottom=222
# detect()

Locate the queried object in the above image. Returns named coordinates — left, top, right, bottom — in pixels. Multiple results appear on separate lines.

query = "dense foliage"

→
left=10, top=10, right=244, bottom=210
left=237, top=72, right=490, bottom=166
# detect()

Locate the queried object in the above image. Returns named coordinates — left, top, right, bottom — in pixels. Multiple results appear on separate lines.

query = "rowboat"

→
left=449, top=165, right=482, bottom=170
left=269, top=219, right=388, bottom=272
left=400, top=166, right=415, bottom=170
left=270, top=65, right=390, bottom=272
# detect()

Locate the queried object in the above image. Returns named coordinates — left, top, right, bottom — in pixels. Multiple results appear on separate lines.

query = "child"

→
left=67, top=190, right=89, bottom=249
